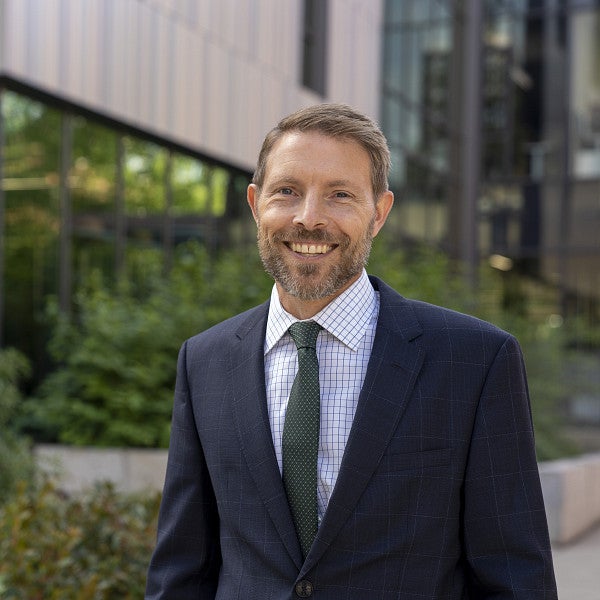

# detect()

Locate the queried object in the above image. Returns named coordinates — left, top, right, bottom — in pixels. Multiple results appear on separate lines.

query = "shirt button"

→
left=295, top=579, right=314, bottom=597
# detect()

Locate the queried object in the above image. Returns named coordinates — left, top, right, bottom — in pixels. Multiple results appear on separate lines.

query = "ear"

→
left=372, top=190, right=394, bottom=237
left=247, top=183, right=260, bottom=225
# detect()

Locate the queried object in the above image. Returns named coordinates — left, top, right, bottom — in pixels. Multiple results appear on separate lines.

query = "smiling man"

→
left=248, top=128, right=392, bottom=317
left=146, top=104, right=557, bottom=599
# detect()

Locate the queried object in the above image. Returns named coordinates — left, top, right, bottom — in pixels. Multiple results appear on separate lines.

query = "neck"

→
left=275, top=272, right=361, bottom=320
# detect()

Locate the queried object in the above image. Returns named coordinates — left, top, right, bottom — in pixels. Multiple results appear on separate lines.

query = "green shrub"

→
left=0, top=348, right=35, bottom=504
left=0, top=478, right=160, bottom=599
left=493, top=314, right=578, bottom=461
left=24, top=243, right=272, bottom=447
left=369, top=240, right=480, bottom=313
left=23, top=237, right=588, bottom=459
left=369, top=239, right=578, bottom=461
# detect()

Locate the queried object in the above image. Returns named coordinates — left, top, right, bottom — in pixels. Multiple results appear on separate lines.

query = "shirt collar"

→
left=265, top=269, right=378, bottom=354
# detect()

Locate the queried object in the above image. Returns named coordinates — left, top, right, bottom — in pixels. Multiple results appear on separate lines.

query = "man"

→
left=146, top=104, right=557, bottom=599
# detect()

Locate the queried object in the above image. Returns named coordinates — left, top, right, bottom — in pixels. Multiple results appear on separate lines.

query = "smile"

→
left=288, top=242, right=336, bottom=255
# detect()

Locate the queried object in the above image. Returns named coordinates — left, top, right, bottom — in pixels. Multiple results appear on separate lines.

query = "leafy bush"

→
left=369, top=239, right=578, bottom=461
left=23, top=237, right=586, bottom=459
left=24, top=243, right=272, bottom=447
left=369, top=240, right=482, bottom=313
left=495, top=315, right=578, bottom=461
left=0, top=348, right=35, bottom=504
left=0, top=478, right=160, bottom=599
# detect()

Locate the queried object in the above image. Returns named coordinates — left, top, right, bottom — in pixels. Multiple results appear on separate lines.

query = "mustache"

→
left=270, top=228, right=341, bottom=244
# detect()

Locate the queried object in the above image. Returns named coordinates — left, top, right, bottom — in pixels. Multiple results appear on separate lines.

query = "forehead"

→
left=263, top=131, right=372, bottom=184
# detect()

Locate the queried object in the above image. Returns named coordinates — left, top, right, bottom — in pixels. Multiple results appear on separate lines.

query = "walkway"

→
left=552, top=524, right=600, bottom=599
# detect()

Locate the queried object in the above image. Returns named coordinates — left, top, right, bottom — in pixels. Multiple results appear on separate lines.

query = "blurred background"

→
left=0, top=0, right=599, bottom=597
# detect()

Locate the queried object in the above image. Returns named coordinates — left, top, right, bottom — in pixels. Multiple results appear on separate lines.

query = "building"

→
left=381, top=0, right=600, bottom=316
left=0, top=0, right=384, bottom=375
left=1, top=0, right=600, bottom=379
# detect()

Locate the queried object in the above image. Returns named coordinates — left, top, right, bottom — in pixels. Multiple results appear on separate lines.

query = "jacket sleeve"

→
left=462, top=334, right=557, bottom=598
left=145, top=340, right=221, bottom=599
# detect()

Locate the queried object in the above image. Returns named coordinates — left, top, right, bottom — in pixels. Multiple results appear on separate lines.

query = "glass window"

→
left=123, top=136, right=168, bottom=269
left=210, top=167, right=229, bottom=217
left=172, top=154, right=211, bottom=216
left=2, top=91, right=61, bottom=369
left=571, top=8, right=600, bottom=178
left=0, top=87, right=253, bottom=385
left=71, top=116, right=118, bottom=286
left=171, top=154, right=230, bottom=218
left=302, top=0, right=328, bottom=95
left=124, top=136, right=167, bottom=216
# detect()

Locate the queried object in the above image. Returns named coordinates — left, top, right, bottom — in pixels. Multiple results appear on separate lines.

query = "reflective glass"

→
left=123, top=136, right=168, bottom=270
left=2, top=92, right=60, bottom=364
left=570, top=9, right=600, bottom=179
left=380, top=0, right=453, bottom=243
left=172, top=154, right=212, bottom=216
left=71, top=116, right=117, bottom=285
left=124, top=137, right=167, bottom=216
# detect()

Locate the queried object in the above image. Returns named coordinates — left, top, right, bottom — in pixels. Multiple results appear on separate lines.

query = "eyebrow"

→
left=266, top=176, right=303, bottom=188
left=267, top=176, right=358, bottom=189
left=326, top=179, right=356, bottom=188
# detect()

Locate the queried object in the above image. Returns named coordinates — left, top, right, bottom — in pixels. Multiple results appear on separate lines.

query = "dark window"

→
left=302, top=0, right=328, bottom=95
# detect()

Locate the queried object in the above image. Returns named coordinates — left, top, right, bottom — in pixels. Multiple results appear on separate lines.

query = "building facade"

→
left=1, top=0, right=600, bottom=379
left=381, top=0, right=600, bottom=316
left=0, top=0, right=384, bottom=374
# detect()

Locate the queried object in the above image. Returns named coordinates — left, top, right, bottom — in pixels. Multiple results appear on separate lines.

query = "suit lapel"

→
left=228, top=303, right=304, bottom=568
left=304, top=279, right=425, bottom=569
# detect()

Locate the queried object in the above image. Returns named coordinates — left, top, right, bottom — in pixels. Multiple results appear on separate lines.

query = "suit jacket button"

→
left=295, top=579, right=313, bottom=597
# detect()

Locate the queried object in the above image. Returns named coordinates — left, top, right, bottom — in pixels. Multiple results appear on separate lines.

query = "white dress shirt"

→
left=264, top=269, right=379, bottom=520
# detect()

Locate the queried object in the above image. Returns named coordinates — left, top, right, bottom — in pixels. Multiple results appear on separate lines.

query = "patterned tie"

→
left=282, top=320, right=322, bottom=559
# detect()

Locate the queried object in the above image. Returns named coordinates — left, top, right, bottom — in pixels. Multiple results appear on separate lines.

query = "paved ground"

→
left=552, top=524, right=600, bottom=599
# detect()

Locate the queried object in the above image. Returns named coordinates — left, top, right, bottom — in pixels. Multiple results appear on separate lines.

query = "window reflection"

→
left=0, top=89, right=251, bottom=379
left=71, top=116, right=117, bottom=286
left=172, top=154, right=210, bottom=215
left=124, top=137, right=167, bottom=216
left=571, top=10, right=600, bottom=179
left=2, top=92, right=61, bottom=371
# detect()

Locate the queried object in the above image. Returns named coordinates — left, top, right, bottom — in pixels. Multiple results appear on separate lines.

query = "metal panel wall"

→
left=0, top=0, right=384, bottom=171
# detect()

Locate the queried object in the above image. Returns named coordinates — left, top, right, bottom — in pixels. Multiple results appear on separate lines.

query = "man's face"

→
left=247, top=131, right=393, bottom=314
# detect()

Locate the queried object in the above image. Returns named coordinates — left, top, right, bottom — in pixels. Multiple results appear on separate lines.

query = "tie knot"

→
left=289, top=321, right=322, bottom=350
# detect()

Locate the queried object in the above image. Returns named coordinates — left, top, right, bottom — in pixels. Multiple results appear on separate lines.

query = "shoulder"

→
left=370, top=275, right=513, bottom=347
left=183, top=301, right=269, bottom=354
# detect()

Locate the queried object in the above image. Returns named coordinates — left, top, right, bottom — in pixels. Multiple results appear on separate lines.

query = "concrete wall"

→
left=35, top=444, right=168, bottom=495
left=35, top=444, right=600, bottom=545
left=539, top=453, right=600, bottom=545
left=0, top=0, right=384, bottom=171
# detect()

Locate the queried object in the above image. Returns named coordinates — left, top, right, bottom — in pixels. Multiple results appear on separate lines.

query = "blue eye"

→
left=279, top=188, right=293, bottom=195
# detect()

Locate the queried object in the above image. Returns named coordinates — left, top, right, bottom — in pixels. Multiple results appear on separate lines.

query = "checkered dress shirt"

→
left=264, top=269, right=379, bottom=520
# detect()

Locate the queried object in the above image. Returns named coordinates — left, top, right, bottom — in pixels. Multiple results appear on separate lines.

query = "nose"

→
left=292, top=192, right=327, bottom=230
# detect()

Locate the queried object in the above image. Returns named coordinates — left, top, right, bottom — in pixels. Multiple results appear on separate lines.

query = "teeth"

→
left=290, top=243, right=332, bottom=255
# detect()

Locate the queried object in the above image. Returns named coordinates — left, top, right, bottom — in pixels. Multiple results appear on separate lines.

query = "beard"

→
left=256, top=221, right=375, bottom=301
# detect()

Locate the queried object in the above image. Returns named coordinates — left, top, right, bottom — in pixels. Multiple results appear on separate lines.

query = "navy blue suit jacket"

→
left=146, top=276, right=557, bottom=599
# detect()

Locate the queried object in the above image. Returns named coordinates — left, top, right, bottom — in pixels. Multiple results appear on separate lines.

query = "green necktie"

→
left=282, top=320, right=322, bottom=559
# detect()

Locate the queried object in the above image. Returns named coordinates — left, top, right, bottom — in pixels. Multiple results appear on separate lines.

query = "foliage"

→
left=369, top=238, right=481, bottom=313
left=0, top=478, right=160, bottom=599
left=0, top=349, right=36, bottom=504
left=369, top=236, right=579, bottom=461
left=24, top=243, right=272, bottom=448
left=22, top=235, right=590, bottom=459
left=494, top=314, right=578, bottom=461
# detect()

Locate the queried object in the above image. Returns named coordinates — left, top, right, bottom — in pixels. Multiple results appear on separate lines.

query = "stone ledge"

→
left=539, top=452, right=600, bottom=545
left=35, top=445, right=600, bottom=544
left=34, top=444, right=168, bottom=494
